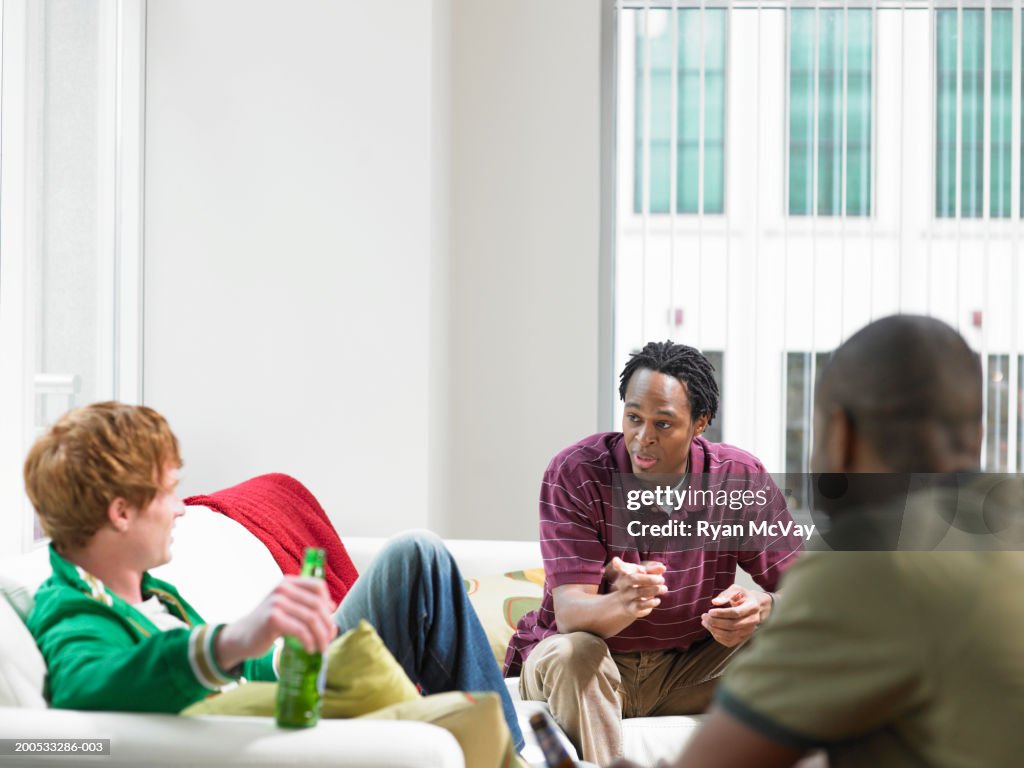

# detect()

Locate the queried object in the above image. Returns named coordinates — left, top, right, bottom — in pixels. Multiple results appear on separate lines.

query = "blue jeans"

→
left=333, top=531, right=525, bottom=751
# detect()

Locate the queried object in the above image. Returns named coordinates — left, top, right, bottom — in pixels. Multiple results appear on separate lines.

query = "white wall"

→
left=428, top=0, right=453, bottom=534
left=447, top=0, right=603, bottom=539
left=143, top=0, right=603, bottom=540
left=144, top=0, right=437, bottom=536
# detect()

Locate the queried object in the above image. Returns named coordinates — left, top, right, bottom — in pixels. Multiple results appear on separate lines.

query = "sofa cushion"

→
left=322, top=619, right=421, bottom=717
left=0, top=545, right=50, bottom=709
left=0, top=592, right=47, bottom=708
left=507, top=675, right=706, bottom=765
left=361, top=691, right=521, bottom=768
left=0, top=546, right=52, bottom=621
left=621, top=714, right=705, bottom=764
left=182, top=620, right=419, bottom=718
left=464, top=570, right=543, bottom=665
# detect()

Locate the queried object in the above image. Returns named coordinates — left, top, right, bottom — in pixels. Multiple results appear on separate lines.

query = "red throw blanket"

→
left=184, top=473, right=357, bottom=604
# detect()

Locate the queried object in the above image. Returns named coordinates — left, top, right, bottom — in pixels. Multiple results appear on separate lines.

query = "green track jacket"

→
left=27, top=545, right=276, bottom=712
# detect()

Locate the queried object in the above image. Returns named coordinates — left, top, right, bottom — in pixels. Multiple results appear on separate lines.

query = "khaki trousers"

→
left=520, top=632, right=742, bottom=765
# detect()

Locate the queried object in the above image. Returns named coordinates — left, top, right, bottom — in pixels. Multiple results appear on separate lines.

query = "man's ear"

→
left=824, top=408, right=856, bottom=473
left=107, top=497, right=132, bottom=533
left=695, top=414, right=710, bottom=435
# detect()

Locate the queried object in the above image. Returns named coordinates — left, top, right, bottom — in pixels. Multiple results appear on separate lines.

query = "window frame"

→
left=0, top=0, right=146, bottom=556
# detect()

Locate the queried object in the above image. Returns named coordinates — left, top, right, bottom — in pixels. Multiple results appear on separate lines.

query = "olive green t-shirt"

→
left=718, top=546, right=1024, bottom=767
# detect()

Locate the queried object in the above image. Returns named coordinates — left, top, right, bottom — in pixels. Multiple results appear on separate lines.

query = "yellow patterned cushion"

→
left=464, top=569, right=543, bottom=664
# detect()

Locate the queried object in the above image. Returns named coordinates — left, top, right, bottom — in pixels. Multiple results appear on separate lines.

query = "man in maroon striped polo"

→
left=505, top=341, right=803, bottom=765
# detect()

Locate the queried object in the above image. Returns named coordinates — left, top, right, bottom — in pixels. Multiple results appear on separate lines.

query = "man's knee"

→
left=375, top=529, right=447, bottom=568
left=529, top=632, right=616, bottom=686
left=542, top=632, right=610, bottom=663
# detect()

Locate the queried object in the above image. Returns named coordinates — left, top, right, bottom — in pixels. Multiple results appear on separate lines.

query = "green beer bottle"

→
left=275, top=547, right=327, bottom=728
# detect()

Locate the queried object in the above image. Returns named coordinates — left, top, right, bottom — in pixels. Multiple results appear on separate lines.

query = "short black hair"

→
left=618, top=340, right=719, bottom=424
left=817, top=315, right=983, bottom=471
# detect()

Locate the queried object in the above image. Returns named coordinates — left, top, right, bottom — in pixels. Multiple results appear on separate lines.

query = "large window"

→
left=614, top=4, right=1024, bottom=479
left=633, top=8, right=727, bottom=214
left=789, top=8, right=873, bottom=216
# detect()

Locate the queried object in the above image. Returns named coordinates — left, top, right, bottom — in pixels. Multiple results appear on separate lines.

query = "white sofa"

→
left=0, top=506, right=759, bottom=767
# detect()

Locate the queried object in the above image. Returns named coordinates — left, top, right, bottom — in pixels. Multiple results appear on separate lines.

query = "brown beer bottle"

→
left=529, top=712, right=578, bottom=768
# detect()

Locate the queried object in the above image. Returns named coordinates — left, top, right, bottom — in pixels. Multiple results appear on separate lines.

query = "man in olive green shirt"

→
left=615, top=315, right=1024, bottom=768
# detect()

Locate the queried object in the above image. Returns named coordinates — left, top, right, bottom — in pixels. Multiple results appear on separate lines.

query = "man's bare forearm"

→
left=553, top=587, right=640, bottom=638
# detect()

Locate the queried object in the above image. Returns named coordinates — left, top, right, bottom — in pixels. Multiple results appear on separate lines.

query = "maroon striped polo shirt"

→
left=503, top=432, right=802, bottom=677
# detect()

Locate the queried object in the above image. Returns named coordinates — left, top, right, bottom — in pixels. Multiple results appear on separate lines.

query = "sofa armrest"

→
left=0, top=707, right=464, bottom=767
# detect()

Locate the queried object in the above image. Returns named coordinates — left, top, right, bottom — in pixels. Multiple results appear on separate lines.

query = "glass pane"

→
left=789, top=10, right=815, bottom=215
left=703, top=350, right=724, bottom=444
left=1019, top=356, right=1024, bottom=472
left=986, top=355, right=1010, bottom=470
left=962, top=9, right=985, bottom=218
left=936, top=10, right=957, bottom=217
left=653, top=140, right=675, bottom=213
left=990, top=10, right=1012, bottom=218
left=817, top=10, right=843, bottom=216
left=26, top=0, right=121, bottom=541
left=634, top=9, right=726, bottom=215
left=789, top=9, right=871, bottom=217
left=635, top=11, right=673, bottom=213
left=784, top=351, right=831, bottom=512
left=785, top=352, right=811, bottom=476
left=700, top=10, right=726, bottom=215
left=784, top=351, right=831, bottom=475
left=1022, top=27, right=1024, bottom=217
left=39, top=0, right=106, bottom=411
left=846, top=10, right=872, bottom=216
left=703, top=144, right=725, bottom=213
left=930, top=10, right=1014, bottom=218
left=678, top=11, right=702, bottom=214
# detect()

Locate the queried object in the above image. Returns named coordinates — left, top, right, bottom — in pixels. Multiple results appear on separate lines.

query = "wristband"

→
left=210, top=623, right=245, bottom=680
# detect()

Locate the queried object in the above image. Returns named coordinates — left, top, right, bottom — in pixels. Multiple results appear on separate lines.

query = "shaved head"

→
left=816, top=315, right=983, bottom=472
